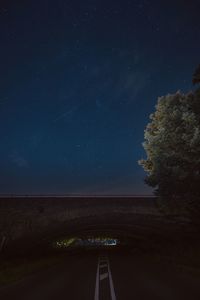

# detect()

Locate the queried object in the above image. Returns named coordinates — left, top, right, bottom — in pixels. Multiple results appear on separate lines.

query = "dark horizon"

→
left=0, top=193, right=155, bottom=197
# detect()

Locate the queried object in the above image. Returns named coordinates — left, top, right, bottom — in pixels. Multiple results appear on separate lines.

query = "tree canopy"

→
left=193, top=64, right=200, bottom=85
left=139, top=89, right=200, bottom=200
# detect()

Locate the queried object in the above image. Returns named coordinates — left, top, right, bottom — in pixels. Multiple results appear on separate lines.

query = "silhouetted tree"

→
left=193, top=64, right=200, bottom=85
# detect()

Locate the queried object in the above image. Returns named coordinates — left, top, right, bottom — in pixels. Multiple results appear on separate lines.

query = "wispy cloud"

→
left=9, top=152, right=29, bottom=168
left=116, top=69, right=151, bottom=101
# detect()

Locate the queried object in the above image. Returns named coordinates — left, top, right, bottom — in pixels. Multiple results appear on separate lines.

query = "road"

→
left=1, top=250, right=200, bottom=300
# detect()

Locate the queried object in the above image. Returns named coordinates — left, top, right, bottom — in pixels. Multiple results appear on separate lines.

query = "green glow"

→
left=53, top=237, right=118, bottom=248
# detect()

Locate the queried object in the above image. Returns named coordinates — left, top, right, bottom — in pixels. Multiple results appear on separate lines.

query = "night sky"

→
left=0, top=0, right=200, bottom=195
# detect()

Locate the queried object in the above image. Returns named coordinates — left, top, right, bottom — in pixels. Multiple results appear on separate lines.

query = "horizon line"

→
left=0, top=194, right=155, bottom=198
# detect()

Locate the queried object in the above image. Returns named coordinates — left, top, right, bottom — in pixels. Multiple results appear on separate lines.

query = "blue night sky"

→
left=0, top=0, right=199, bottom=195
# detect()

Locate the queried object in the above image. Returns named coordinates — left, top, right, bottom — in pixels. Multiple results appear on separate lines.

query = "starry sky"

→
left=0, top=0, right=200, bottom=195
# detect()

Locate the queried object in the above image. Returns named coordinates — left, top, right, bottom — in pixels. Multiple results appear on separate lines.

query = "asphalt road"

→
left=1, top=250, right=200, bottom=300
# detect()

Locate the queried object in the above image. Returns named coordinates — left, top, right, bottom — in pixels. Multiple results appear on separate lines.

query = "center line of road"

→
left=100, top=273, right=109, bottom=281
left=94, top=256, right=116, bottom=300
left=107, top=258, right=116, bottom=300
left=99, top=263, right=107, bottom=268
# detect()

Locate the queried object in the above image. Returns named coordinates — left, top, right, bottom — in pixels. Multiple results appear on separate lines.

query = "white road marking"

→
left=99, top=263, right=107, bottom=268
left=100, top=260, right=107, bottom=263
left=100, top=257, right=107, bottom=261
left=107, top=259, right=117, bottom=300
left=94, top=259, right=100, bottom=300
left=0, top=236, right=6, bottom=252
left=94, top=256, right=117, bottom=300
left=100, top=272, right=109, bottom=281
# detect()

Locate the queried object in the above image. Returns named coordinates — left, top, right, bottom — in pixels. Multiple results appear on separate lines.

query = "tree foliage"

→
left=193, top=64, right=200, bottom=85
left=139, top=89, right=200, bottom=201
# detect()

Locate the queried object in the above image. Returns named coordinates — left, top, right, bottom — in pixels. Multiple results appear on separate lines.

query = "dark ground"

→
left=1, top=241, right=200, bottom=300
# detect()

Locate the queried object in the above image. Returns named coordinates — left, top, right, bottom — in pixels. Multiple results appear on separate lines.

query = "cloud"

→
left=118, top=70, right=149, bottom=99
left=87, top=50, right=152, bottom=108
left=9, top=152, right=29, bottom=168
